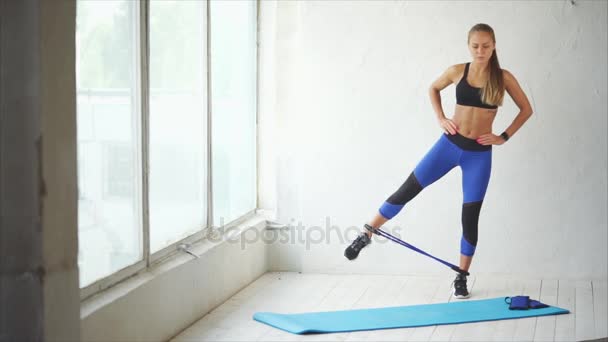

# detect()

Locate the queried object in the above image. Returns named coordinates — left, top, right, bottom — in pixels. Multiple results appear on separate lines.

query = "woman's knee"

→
left=378, top=172, right=423, bottom=219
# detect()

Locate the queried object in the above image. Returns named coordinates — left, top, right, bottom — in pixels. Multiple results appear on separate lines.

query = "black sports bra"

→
left=456, top=63, right=498, bottom=110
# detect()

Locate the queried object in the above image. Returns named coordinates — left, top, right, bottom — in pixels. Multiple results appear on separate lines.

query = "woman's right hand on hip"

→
left=439, top=118, right=458, bottom=135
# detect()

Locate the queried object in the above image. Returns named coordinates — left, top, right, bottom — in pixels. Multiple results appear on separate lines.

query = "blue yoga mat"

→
left=253, top=297, right=569, bottom=334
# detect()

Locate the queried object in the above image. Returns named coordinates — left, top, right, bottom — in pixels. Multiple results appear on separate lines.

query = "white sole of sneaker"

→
left=452, top=294, right=471, bottom=299
left=453, top=295, right=471, bottom=299
left=452, top=288, right=471, bottom=299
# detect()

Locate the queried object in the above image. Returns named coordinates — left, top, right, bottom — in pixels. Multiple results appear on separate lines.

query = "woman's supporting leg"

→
left=460, top=200, right=484, bottom=267
left=457, top=149, right=492, bottom=278
left=454, top=198, right=487, bottom=298
left=460, top=254, right=473, bottom=272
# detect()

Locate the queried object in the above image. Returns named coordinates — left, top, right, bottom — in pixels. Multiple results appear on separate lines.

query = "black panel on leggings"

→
left=386, top=172, right=423, bottom=205
left=462, top=201, right=483, bottom=246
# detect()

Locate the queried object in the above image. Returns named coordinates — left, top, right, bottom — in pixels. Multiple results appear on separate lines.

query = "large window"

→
left=76, top=0, right=257, bottom=292
left=211, top=0, right=257, bottom=226
left=149, top=1, right=207, bottom=253
left=76, top=0, right=142, bottom=288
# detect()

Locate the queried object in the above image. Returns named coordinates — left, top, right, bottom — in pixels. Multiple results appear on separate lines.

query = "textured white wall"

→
left=259, top=0, right=607, bottom=279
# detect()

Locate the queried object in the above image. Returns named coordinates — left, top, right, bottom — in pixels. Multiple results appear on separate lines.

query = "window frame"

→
left=79, top=0, right=259, bottom=301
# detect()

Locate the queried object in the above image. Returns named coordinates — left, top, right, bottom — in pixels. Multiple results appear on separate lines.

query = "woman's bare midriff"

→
left=451, top=104, right=497, bottom=139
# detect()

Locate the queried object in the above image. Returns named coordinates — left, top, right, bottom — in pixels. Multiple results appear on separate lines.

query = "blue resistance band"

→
left=365, top=224, right=470, bottom=276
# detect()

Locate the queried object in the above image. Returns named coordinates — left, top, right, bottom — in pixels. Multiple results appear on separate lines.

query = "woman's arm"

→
left=477, top=69, right=533, bottom=145
left=501, top=69, right=533, bottom=139
left=429, top=65, right=460, bottom=134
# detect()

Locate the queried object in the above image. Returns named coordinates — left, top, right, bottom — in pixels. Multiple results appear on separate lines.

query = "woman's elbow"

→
left=520, top=105, right=533, bottom=116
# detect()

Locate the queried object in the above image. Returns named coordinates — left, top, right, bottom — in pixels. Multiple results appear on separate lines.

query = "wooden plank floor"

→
left=171, top=272, right=608, bottom=342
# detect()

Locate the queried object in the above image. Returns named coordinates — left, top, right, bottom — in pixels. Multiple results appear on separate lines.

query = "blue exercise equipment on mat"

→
left=253, top=296, right=569, bottom=334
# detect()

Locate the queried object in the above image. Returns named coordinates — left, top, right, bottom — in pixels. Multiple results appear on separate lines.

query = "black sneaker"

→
left=452, top=273, right=471, bottom=299
left=344, top=232, right=371, bottom=260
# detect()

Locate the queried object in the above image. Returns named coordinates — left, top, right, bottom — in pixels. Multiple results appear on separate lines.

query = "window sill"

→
left=80, top=211, right=269, bottom=319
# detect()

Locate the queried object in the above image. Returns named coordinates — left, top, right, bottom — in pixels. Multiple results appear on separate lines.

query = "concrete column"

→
left=0, top=0, right=79, bottom=341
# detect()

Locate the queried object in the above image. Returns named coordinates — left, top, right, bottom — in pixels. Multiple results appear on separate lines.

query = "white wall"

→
left=259, top=0, right=607, bottom=279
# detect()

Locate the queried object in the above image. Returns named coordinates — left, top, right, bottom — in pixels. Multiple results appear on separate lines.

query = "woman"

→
left=344, top=23, right=533, bottom=299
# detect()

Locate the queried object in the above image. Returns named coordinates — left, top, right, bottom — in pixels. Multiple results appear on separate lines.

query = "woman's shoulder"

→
left=448, top=63, right=468, bottom=72
left=501, top=68, right=517, bottom=83
left=444, top=63, right=467, bottom=79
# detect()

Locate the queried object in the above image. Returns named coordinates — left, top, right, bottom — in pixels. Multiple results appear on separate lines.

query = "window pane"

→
left=76, top=0, right=142, bottom=287
left=149, top=1, right=207, bottom=252
left=211, top=0, right=257, bottom=225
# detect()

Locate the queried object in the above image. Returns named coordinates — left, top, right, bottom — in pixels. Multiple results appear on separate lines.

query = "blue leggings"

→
left=378, top=132, right=492, bottom=256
